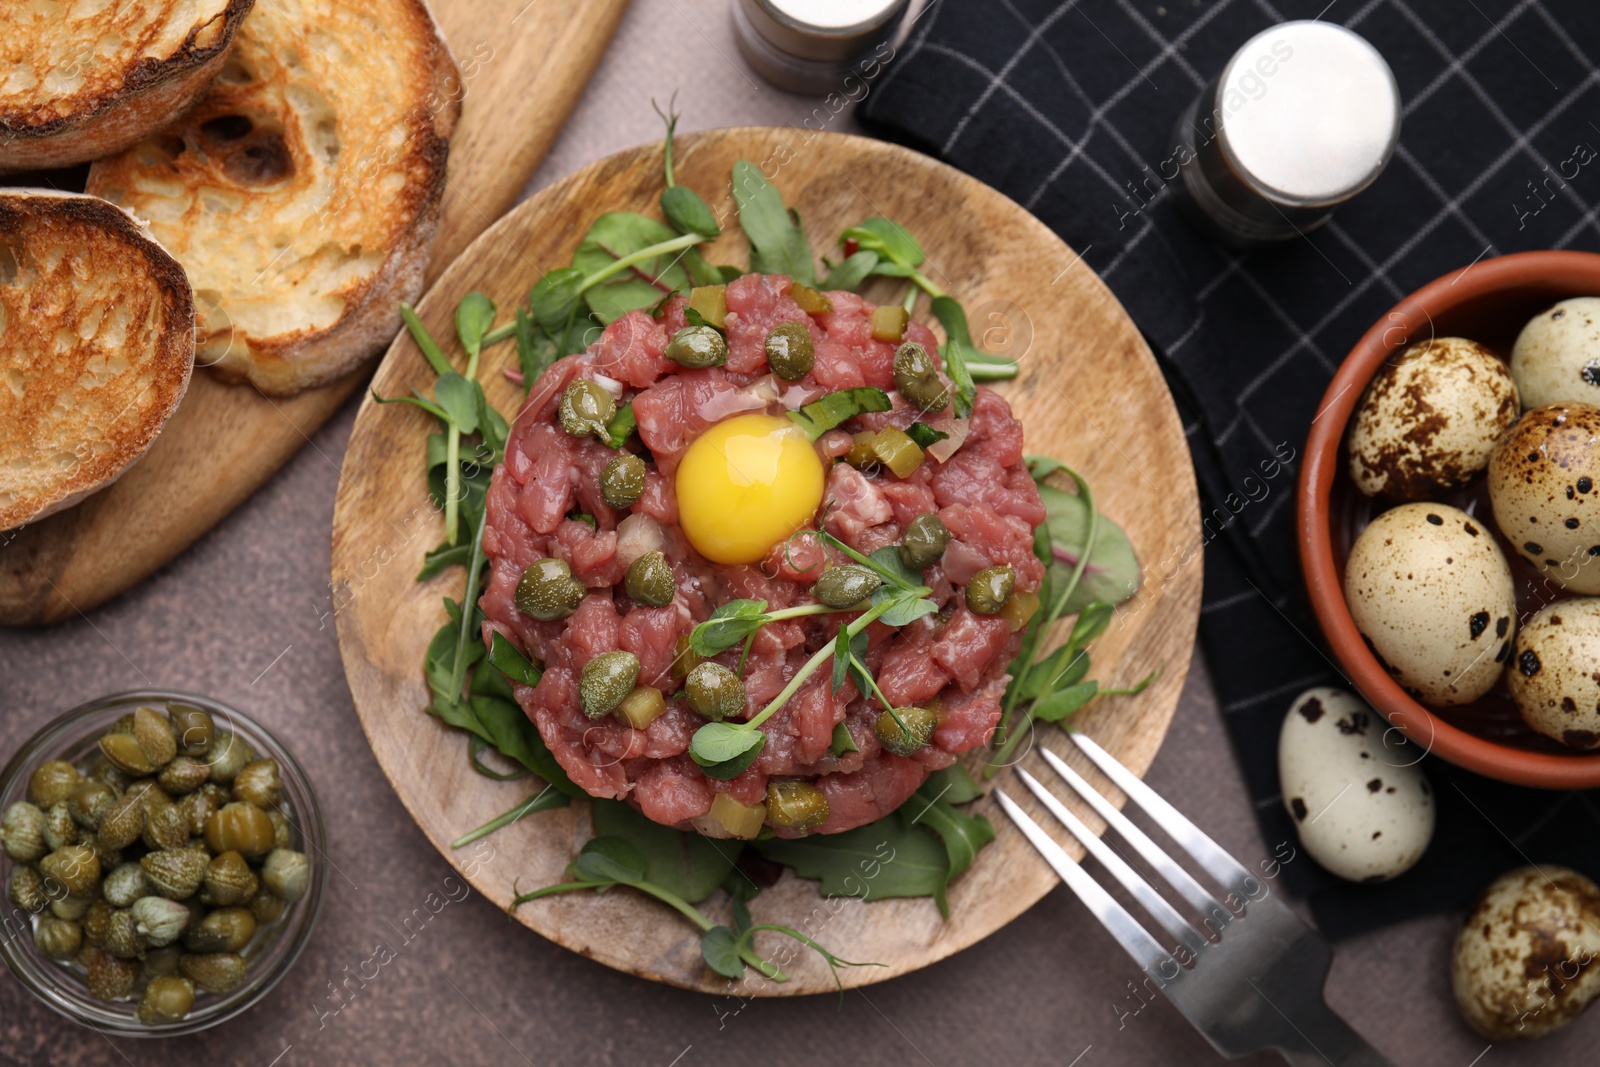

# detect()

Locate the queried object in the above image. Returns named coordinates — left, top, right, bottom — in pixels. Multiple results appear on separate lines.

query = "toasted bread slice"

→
left=0, top=1, right=256, bottom=172
left=85, top=0, right=460, bottom=397
left=0, top=191, right=195, bottom=531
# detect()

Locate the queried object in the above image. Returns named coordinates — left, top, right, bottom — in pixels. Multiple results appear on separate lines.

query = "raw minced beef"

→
left=479, top=272, right=1046, bottom=835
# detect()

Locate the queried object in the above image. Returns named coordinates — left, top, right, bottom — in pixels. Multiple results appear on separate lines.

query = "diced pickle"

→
left=1000, top=589, right=1041, bottom=633
left=789, top=284, right=833, bottom=315
left=616, top=686, right=667, bottom=730
left=843, top=431, right=879, bottom=470
left=870, top=427, right=924, bottom=478
left=869, top=305, right=908, bottom=343
left=688, top=285, right=728, bottom=328
left=705, top=793, right=766, bottom=839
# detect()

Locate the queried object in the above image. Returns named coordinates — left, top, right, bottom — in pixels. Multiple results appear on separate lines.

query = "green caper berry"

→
left=138, top=975, right=196, bottom=1024
left=875, top=706, right=939, bottom=756
left=600, top=454, right=647, bottom=509
left=965, top=564, right=1015, bottom=616
left=665, top=324, right=728, bottom=369
left=893, top=342, right=950, bottom=413
left=558, top=379, right=617, bottom=439
left=765, top=780, right=830, bottom=830
left=624, top=551, right=676, bottom=607
left=684, top=662, right=746, bottom=722
left=810, top=564, right=882, bottom=609
left=899, top=514, right=950, bottom=571
left=764, top=321, right=815, bottom=380
left=579, top=651, right=641, bottom=720
left=514, top=558, right=586, bottom=621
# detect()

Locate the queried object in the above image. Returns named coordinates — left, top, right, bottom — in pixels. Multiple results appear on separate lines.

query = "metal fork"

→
left=994, top=733, right=1394, bottom=1066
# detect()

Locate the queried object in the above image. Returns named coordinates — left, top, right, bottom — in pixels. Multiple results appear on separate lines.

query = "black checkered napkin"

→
left=861, top=0, right=1600, bottom=937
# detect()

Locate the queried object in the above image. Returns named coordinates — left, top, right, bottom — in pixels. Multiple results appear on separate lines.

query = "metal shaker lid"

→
left=1215, top=21, right=1400, bottom=208
left=738, top=0, right=909, bottom=62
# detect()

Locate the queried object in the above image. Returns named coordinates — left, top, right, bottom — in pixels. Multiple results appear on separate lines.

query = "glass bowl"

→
left=0, top=690, right=326, bottom=1036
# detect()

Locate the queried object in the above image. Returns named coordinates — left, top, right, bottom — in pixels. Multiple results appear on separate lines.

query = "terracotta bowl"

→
left=1299, top=250, right=1600, bottom=789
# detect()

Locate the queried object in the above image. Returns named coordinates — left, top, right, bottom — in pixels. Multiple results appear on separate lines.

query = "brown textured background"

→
left=0, top=1, right=1593, bottom=1063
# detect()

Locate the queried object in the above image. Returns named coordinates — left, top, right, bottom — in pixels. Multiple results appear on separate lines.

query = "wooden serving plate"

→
left=331, top=128, right=1203, bottom=995
left=0, top=0, right=631, bottom=626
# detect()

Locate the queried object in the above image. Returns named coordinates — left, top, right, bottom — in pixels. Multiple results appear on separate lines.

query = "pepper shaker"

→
left=732, top=0, right=910, bottom=96
left=1172, top=20, right=1401, bottom=247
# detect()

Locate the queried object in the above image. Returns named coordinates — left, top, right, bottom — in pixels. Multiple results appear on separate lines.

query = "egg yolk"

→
left=676, top=413, right=825, bottom=564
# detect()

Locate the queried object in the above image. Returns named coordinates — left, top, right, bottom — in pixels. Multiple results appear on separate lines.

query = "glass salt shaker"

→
left=732, top=0, right=911, bottom=96
left=1172, top=20, right=1401, bottom=248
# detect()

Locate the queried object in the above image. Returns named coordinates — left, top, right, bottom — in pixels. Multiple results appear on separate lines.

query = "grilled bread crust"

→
left=86, top=0, right=461, bottom=396
left=0, top=191, right=195, bottom=531
left=0, top=0, right=256, bottom=172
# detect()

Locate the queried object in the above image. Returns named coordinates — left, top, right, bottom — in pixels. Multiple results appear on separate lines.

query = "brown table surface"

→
left=2, top=2, right=1594, bottom=1063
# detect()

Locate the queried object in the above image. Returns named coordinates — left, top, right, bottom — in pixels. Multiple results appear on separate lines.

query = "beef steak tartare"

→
left=479, top=273, right=1046, bottom=837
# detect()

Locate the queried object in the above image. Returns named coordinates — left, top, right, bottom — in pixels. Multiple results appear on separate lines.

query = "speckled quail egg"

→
left=1347, top=337, right=1519, bottom=500
left=1344, top=502, right=1517, bottom=705
left=1487, top=402, right=1600, bottom=594
left=1510, top=297, right=1600, bottom=410
left=1452, top=865, right=1600, bottom=1040
left=1505, top=598, right=1600, bottom=749
left=1278, top=688, right=1433, bottom=883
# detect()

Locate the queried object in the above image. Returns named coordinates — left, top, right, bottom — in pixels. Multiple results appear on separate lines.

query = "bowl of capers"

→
left=0, top=690, right=324, bottom=1036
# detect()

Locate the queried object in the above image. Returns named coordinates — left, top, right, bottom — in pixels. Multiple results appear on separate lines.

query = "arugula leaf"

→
left=591, top=800, right=737, bottom=903
left=732, top=160, right=815, bottom=285
left=488, top=632, right=542, bottom=687
left=573, top=836, right=648, bottom=884
left=573, top=213, right=695, bottom=325
left=450, top=787, right=570, bottom=848
left=786, top=387, right=892, bottom=441
left=930, top=296, right=979, bottom=419
left=605, top=404, right=637, bottom=449
left=821, top=250, right=880, bottom=292
left=690, top=599, right=770, bottom=656
left=903, top=776, right=994, bottom=918
left=830, top=624, right=852, bottom=693
left=663, top=186, right=721, bottom=240
left=689, top=723, right=767, bottom=779
left=755, top=819, right=948, bottom=901
left=829, top=722, right=859, bottom=756
left=842, top=218, right=925, bottom=270
left=1038, top=483, right=1141, bottom=613
left=905, top=422, right=949, bottom=449
left=513, top=307, right=552, bottom=392
left=1032, top=681, right=1099, bottom=723
left=417, top=542, right=472, bottom=581
left=530, top=267, right=585, bottom=336
left=921, top=765, right=983, bottom=806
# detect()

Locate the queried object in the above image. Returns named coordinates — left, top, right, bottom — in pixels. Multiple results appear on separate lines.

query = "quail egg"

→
left=1344, top=502, right=1517, bottom=705
left=1487, top=402, right=1600, bottom=594
left=1278, top=688, right=1433, bottom=883
left=1347, top=337, right=1519, bottom=500
left=1510, top=297, right=1600, bottom=410
left=1452, top=865, right=1600, bottom=1040
left=1505, top=598, right=1600, bottom=749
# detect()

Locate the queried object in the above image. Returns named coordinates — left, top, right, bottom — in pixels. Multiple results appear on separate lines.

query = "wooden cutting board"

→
left=0, top=0, right=631, bottom=626
left=332, top=128, right=1203, bottom=995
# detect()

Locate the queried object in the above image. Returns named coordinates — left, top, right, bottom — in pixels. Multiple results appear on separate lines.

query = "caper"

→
left=764, top=321, right=815, bottom=380
left=157, top=756, right=211, bottom=796
left=40, top=845, right=101, bottom=898
left=233, top=759, right=283, bottom=809
left=515, top=558, right=586, bottom=621
left=101, top=731, right=156, bottom=777
left=199, top=851, right=260, bottom=908
left=133, top=705, right=178, bottom=769
left=142, top=803, right=190, bottom=852
left=664, top=324, right=727, bottom=369
left=205, top=803, right=276, bottom=858
left=104, top=907, right=143, bottom=960
left=624, top=551, right=676, bottom=607
left=179, top=951, right=247, bottom=994
left=810, top=564, right=882, bottom=609
left=899, top=513, right=950, bottom=571
left=142, top=945, right=182, bottom=977
left=250, top=892, right=288, bottom=925
left=27, top=760, right=82, bottom=808
left=263, top=849, right=312, bottom=904
left=186, top=907, right=256, bottom=954
left=83, top=899, right=112, bottom=946
left=138, top=975, right=196, bottom=1024
left=875, top=705, right=939, bottom=756
left=86, top=951, right=140, bottom=1001
left=126, top=778, right=174, bottom=818
left=50, top=893, right=94, bottom=921
left=8, top=865, right=48, bottom=913
left=579, top=651, right=641, bottom=720
left=142, top=848, right=210, bottom=900
left=269, top=809, right=293, bottom=851
left=600, top=453, right=647, bottom=509
left=765, top=781, right=830, bottom=831
left=69, top=779, right=117, bottom=830
left=1, top=801, right=47, bottom=863
left=205, top=730, right=255, bottom=785
left=103, top=863, right=149, bottom=908
left=35, top=916, right=83, bottom=960
left=168, top=703, right=216, bottom=757
left=893, top=342, right=951, bottom=413
left=965, top=564, right=1015, bottom=616
left=558, top=379, right=617, bottom=439
left=96, top=793, right=147, bottom=851
left=42, top=802, right=77, bottom=851
left=133, top=896, right=192, bottom=948
left=179, top=783, right=229, bottom=838
left=684, top=662, right=746, bottom=722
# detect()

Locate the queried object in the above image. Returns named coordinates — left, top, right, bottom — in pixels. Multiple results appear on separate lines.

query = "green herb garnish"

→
left=786, top=386, right=892, bottom=441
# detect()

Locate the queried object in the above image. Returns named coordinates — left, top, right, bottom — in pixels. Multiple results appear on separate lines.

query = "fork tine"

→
left=993, top=787, right=1176, bottom=975
left=1039, top=748, right=1226, bottom=923
left=1069, top=733, right=1258, bottom=902
left=1015, top=768, right=1209, bottom=958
